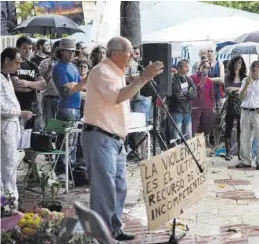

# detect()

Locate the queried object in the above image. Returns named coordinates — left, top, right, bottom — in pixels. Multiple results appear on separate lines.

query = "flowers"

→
left=1, top=205, right=92, bottom=243
left=1, top=189, right=17, bottom=218
left=18, top=213, right=42, bottom=236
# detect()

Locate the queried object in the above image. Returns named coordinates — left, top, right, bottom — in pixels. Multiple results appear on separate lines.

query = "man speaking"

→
left=81, top=36, right=163, bottom=241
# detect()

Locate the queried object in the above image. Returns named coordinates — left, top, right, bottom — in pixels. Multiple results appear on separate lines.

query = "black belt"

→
left=242, top=107, right=259, bottom=112
left=43, top=95, right=59, bottom=99
left=83, top=124, right=121, bottom=141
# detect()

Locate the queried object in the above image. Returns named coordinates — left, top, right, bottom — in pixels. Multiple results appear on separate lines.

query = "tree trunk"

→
left=120, top=1, right=141, bottom=47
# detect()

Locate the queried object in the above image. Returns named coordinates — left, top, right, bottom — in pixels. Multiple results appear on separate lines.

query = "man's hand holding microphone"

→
left=140, top=61, right=164, bottom=84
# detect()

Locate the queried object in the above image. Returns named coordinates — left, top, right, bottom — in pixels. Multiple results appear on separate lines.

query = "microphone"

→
left=137, top=64, right=144, bottom=73
left=137, top=64, right=158, bottom=88
left=137, top=63, right=158, bottom=97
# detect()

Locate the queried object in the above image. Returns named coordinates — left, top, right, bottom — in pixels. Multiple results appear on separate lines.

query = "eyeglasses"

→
left=113, top=48, right=133, bottom=53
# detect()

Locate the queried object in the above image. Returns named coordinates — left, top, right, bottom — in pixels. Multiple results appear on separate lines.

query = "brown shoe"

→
left=236, top=163, right=251, bottom=168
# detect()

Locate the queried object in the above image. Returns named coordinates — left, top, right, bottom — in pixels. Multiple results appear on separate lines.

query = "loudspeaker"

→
left=142, top=43, right=172, bottom=96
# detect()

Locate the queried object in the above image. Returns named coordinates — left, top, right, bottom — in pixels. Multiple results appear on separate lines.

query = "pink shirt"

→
left=83, top=58, right=130, bottom=138
left=191, top=74, right=215, bottom=111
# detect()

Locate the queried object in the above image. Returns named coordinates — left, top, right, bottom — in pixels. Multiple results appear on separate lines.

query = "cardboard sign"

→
left=140, top=134, right=207, bottom=231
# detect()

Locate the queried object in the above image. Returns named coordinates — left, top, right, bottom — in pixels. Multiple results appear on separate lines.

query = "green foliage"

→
left=15, top=2, right=37, bottom=21
left=39, top=170, right=50, bottom=207
left=202, top=1, right=259, bottom=14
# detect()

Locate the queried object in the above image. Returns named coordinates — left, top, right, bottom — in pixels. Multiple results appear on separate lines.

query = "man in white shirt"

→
left=237, top=61, right=259, bottom=169
left=1, top=47, right=33, bottom=204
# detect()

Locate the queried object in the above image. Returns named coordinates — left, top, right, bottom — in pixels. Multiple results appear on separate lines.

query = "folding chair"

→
left=57, top=216, right=78, bottom=244
left=73, top=201, right=114, bottom=244
left=20, top=119, right=75, bottom=189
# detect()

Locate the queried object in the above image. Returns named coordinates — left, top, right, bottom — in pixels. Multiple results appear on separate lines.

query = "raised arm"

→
left=210, top=62, right=225, bottom=84
left=239, top=77, right=252, bottom=101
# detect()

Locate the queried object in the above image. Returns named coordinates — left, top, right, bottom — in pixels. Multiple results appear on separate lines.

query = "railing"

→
left=1, top=35, right=18, bottom=52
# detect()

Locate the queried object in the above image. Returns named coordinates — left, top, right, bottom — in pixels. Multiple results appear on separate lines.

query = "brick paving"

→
left=214, top=179, right=251, bottom=185
left=216, top=191, right=256, bottom=200
left=18, top=150, right=259, bottom=243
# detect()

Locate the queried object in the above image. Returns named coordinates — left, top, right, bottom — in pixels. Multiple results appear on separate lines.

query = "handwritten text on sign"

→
left=140, top=134, right=207, bottom=231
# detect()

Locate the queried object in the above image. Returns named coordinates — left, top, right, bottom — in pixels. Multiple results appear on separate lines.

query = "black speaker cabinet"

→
left=142, top=43, right=172, bottom=96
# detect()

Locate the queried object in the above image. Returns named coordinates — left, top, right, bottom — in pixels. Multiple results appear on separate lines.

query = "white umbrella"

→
left=218, top=42, right=259, bottom=56
left=218, top=42, right=259, bottom=67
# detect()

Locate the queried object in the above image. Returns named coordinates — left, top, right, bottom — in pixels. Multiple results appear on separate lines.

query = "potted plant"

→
left=38, top=168, right=63, bottom=212
left=47, top=180, right=62, bottom=212
left=39, top=170, right=50, bottom=208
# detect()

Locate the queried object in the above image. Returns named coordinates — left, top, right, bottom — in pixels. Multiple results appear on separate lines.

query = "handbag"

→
left=30, top=132, right=54, bottom=152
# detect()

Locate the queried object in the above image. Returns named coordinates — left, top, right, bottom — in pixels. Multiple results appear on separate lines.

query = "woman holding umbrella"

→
left=224, top=55, right=247, bottom=161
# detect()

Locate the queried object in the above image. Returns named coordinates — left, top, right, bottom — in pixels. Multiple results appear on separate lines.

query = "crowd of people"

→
left=165, top=48, right=259, bottom=170
left=1, top=35, right=259, bottom=242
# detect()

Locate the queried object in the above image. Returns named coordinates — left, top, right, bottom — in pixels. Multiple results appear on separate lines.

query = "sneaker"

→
left=236, top=162, right=251, bottom=168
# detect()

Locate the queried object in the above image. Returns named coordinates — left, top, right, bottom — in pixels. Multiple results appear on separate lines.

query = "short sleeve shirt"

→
left=12, top=60, right=40, bottom=110
left=83, top=58, right=130, bottom=138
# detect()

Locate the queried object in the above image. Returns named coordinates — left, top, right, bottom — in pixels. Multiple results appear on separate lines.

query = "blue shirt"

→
left=52, top=61, right=81, bottom=109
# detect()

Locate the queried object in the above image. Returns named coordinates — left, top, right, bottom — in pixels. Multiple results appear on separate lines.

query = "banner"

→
left=34, top=1, right=85, bottom=25
left=90, top=0, right=120, bottom=44
left=140, top=134, right=207, bottom=230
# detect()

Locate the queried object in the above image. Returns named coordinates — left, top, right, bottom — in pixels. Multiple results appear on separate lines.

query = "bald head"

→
left=106, top=36, right=132, bottom=58
left=207, top=45, right=216, bottom=61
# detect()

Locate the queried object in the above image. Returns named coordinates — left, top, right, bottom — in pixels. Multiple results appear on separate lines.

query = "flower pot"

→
left=1, top=211, right=24, bottom=230
left=46, top=201, right=62, bottom=212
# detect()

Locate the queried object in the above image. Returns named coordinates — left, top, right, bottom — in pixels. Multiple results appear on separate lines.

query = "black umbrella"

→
left=234, top=31, right=259, bottom=43
left=12, top=15, right=84, bottom=35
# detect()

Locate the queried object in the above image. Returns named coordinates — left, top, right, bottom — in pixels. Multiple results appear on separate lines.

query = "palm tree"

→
left=120, top=1, right=141, bottom=47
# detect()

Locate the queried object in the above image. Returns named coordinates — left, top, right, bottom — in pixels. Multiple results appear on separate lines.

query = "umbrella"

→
left=234, top=31, right=259, bottom=43
left=12, top=15, right=84, bottom=35
left=218, top=42, right=259, bottom=56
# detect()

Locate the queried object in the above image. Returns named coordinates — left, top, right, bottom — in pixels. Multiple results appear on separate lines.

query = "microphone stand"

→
left=149, top=79, right=204, bottom=173
left=147, top=78, right=204, bottom=244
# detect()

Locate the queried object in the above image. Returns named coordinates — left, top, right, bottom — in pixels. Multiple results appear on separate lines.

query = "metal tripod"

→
left=148, top=79, right=204, bottom=244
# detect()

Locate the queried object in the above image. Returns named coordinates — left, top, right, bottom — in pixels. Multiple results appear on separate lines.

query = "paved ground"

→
left=18, top=150, right=259, bottom=243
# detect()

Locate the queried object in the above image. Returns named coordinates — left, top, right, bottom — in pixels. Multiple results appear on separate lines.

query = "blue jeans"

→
left=55, top=108, right=80, bottom=169
left=131, top=96, right=152, bottom=122
left=81, top=130, right=127, bottom=236
left=168, top=112, right=192, bottom=145
left=41, top=96, right=58, bottom=130
left=252, top=136, right=258, bottom=159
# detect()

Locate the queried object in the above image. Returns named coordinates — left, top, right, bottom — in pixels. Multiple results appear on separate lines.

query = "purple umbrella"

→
left=234, top=31, right=259, bottom=43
